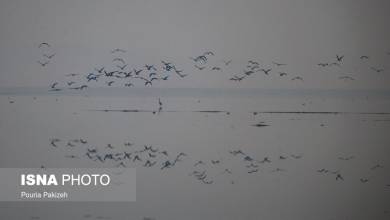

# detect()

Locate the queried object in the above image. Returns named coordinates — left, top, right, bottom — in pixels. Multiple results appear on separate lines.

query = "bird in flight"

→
left=338, top=76, right=355, bottom=81
left=338, top=156, right=354, bottom=160
left=279, top=72, right=288, bottom=76
left=252, top=122, right=269, bottom=127
left=38, top=42, right=51, bottom=48
left=230, top=150, right=245, bottom=156
left=360, top=178, right=369, bottom=183
left=229, top=75, right=245, bottom=81
left=336, top=55, right=344, bottom=62
left=174, top=68, right=187, bottom=78
left=37, top=60, right=49, bottom=66
left=116, top=64, right=128, bottom=70
left=318, top=63, right=329, bottom=67
left=203, top=51, right=215, bottom=56
left=272, top=61, right=287, bottom=67
left=111, top=48, right=126, bottom=53
left=248, top=169, right=259, bottom=174
left=371, top=164, right=384, bottom=170
left=65, top=73, right=79, bottom=77
left=360, top=55, right=369, bottom=59
left=50, top=82, right=58, bottom=89
left=133, top=68, right=143, bottom=75
left=113, top=58, right=126, bottom=64
left=290, top=154, right=302, bottom=159
left=291, top=76, right=304, bottom=81
left=211, top=66, right=222, bottom=71
left=43, top=53, right=55, bottom=59
left=317, top=168, right=329, bottom=173
left=50, top=138, right=60, bottom=147
left=371, top=67, right=384, bottom=73
left=144, top=64, right=157, bottom=71
left=335, top=174, right=344, bottom=181
left=259, top=157, right=271, bottom=163
left=194, top=65, right=206, bottom=70
left=223, top=60, right=232, bottom=66
left=259, top=68, right=271, bottom=75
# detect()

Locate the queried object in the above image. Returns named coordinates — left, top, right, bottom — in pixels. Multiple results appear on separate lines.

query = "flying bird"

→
left=318, top=63, right=329, bottom=67
left=50, top=138, right=60, bottom=147
left=113, top=58, right=126, bottom=64
left=291, top=76, right=304, bottom=81
left=203, top=51, right=215, bottom=56
left=279, top=72, right=288, bottom=76
left=144, top=64, right=157, bottom=71
left=336, top=55, right=344, bottom=62
left=272, top=62, right=287, bottom=66
left=194, top=65, right=206, bottom=70
left=335, top=174, right=344, bottom=181
left=260, top=68, right=272, bottom=75
left=223, top=60, right=232, bottom=65
left=338, top=76, right=355, bottom=81
left=371, top=67, right=384, bottom=73
left=248, top=169, right=259, bottom=174
left=38, top=42, right=51, bottom=48
left=37, top=60, right=49, bottom=66
left=43, top=53, right=55, bottom=59
left=116, top=64, right=128, bottom=70
left=229, top=75, right=245, bottom=81
left=111, top=48, right=126, bottom=53
left=50, top=82, right=58, bottom=89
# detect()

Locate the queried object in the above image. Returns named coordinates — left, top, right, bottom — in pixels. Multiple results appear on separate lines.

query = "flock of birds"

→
left=43, top=43, right=187, bottom=91
left=38, top=43, right=389, bottom=91
left=47, top=136, right=390, bottom=188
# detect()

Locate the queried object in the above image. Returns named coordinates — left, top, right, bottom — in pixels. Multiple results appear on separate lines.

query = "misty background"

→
left=0, top=0, right=390, bottom=219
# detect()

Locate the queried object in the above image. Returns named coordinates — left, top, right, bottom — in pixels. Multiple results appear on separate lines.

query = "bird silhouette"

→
left=50, top=82, right=58, bottom=89
left=248, top=169, right=259, bottom=174
left=336, top=55, right=344, bottom=62
left=67, top=81, right=76, bottom=86
left=111, top=48, right=126, bottom=53
left=229, top=75, right=245, bottom=81
left=38, top=42, right=51, bottom=48
left=174, top=68, right=187, bottom=77
left=371, top=164, right=384, bottom=170
left=43, top=53, right=55, bottom=59
left=260, top=68, right=272, bottom=75
left=116, top=64, right=128, bottom=70
left=291, top=76, right=304, bottom=81
left=272, top=62, right=287, bottom=66
left=338, top=76, right=355, bottom=81
left=223, top=60, right=232, bottom=65
left=371, top=67, right=384, bottom=73
left=194, top=65, right=206, bottom=70
left=112, top=58, right=126, bottom=64
left=279, top=72, right=288, bottom=76
left=50, top=138, right=60, bottom=147
left=37, top=60, right=49, bottom=66
left=203, top=51, right=215, bottom=56
left=336, top=174, right=344, bottom=181
left=95, top=67, right=105, bottom=73
left=290, top=154, right=302, bottom=159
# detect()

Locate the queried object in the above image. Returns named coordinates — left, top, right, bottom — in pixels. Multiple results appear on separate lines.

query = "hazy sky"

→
left=0, top=0, right=389, bottom=89
left=1, top=1, right=390, bottom=219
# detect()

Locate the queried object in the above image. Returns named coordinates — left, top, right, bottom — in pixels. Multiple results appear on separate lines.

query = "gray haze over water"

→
left=1, top=0, right=390, bottom=219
